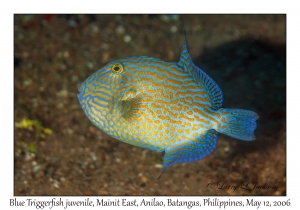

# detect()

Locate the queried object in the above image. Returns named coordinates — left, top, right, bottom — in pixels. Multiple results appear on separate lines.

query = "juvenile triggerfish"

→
left=77, top=32, right=259, bottom=177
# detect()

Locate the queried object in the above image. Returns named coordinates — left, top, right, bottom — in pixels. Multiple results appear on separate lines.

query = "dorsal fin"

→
left=177, top=30, right=190, bottom=72
left=177, top=32, right=223, bottom=110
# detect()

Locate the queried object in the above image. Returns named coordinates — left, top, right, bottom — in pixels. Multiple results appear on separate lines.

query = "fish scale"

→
left=78, top=33, right=259, bottom=176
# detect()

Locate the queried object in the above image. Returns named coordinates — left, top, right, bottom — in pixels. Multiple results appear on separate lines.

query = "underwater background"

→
left=14, top=14, right=286, bottom=195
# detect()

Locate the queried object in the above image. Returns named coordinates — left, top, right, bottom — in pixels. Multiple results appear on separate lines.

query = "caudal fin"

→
left=218, top=108, right=259, bottom=141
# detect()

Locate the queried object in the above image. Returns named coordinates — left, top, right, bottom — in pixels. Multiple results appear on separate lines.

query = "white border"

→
left=2, top=0, right=298, bottom=209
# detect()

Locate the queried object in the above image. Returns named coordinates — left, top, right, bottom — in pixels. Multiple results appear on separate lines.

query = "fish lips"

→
left=77, top=83, right=85, bottom=99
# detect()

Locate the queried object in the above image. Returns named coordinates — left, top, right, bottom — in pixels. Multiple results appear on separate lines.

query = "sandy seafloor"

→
left=14, top=14, right=286, bottom=195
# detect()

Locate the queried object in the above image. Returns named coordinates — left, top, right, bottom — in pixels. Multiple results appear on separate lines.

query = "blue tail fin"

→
left=218, top=108, right=259, bottom=141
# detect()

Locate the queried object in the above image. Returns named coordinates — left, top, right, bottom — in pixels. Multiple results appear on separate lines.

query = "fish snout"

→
left=77, top=83, right=85, bottom=99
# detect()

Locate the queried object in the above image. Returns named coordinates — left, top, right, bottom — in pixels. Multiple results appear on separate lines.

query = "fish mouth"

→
left=77, top=83, right=85, bottom=98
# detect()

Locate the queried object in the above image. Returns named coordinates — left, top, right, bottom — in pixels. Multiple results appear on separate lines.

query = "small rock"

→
left=39, top=86, right=44, bottom=92
left=116, top=25, right=125, bottom=35
left=56, top=103, right=64, bottom=109
left=124, top=35, right=131, bottom=43
left=53, top=180, right=60, bottom=188
left=23, top=78, right=32, bottom=86
left=60, top=177, right=66, bottom=182
left=25, top=153, right=33, bottom=162
left=90, top=152, right=97, bottom=161
left=274, top=191, right=282, bottom=196
left=161, top=14, right=180, bottom=22
left=91, top=25, right=99, bottom=33
left=68, top=19, right=78, bottom=28
left=86, top=62, right=94, bottom=69
left=67, top=128, right=73, bottom=135
left=63, top=51, right=69, bottom=58
left=154, top=164, right=162, bottom=168
left=57, top=89, right=68, bottom=98
left=140, top=176, right=148, bottom=183
left=170, top=25, right=177, bottom=33
left=99, top=190, right=108, bottom=195
left=88, top=126, right=95, bottom=134
left=224, top=147, right=230, bottom=152
left=33, top=165, right=41, bottom=173
left=71, top=75, right=78, bottom=82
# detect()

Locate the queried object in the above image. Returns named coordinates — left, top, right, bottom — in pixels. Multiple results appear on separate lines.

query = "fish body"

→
left=77, top=34, right=259, bottom=173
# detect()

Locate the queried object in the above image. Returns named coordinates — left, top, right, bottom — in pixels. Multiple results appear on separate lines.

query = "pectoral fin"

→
left=118, top=88, right=144, bottom=122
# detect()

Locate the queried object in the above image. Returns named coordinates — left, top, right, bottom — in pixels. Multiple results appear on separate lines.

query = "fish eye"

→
left=111, top=63, right=124, bottom=74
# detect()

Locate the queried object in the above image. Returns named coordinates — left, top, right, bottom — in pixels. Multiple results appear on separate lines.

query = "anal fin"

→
left=161, top=129, right=218, bottom=174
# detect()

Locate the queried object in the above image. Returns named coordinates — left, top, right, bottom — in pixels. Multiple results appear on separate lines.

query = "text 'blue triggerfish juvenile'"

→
left=77, top=33, right=259, bottom=177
